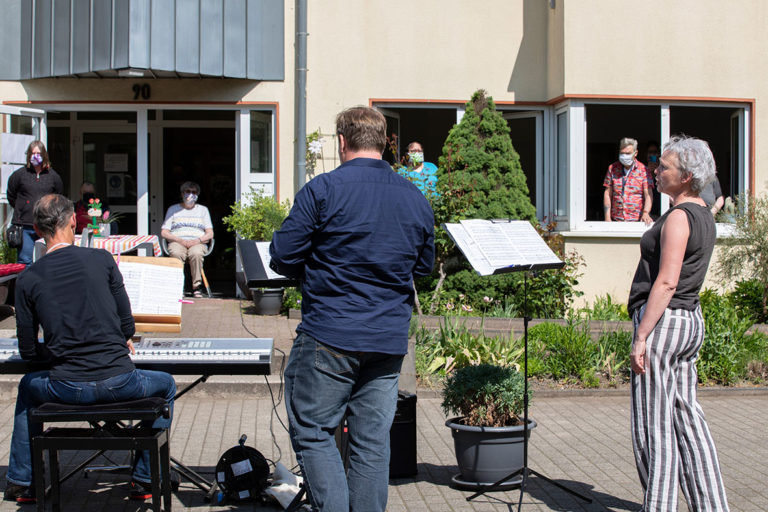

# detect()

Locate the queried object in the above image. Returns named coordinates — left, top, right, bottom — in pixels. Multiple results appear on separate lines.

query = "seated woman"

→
left=160, top=181, right=214, bottom=298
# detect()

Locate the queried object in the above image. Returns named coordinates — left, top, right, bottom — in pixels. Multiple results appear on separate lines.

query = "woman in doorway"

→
left=396, top=141, right=438, bottom=197
left=6, top=141, right=63, bottom=264
left=627, top=135, right=729, bottom=511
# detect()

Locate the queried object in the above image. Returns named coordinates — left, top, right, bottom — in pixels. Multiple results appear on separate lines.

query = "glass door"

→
left=76, top=129, right=138, bottom=234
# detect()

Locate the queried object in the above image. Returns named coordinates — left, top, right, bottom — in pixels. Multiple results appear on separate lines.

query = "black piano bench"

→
left=29, top=397, right=171, bottom=512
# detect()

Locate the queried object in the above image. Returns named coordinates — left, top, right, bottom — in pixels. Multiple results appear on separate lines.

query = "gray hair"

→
left=33, top=194, right=74, bottom=238
left=619, top=137, right=638, bottom=152
left=663, top=135, right=716, bottom=193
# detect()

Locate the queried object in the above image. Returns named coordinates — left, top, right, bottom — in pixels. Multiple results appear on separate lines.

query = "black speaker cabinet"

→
left=334, top=390, right=417, bottom=479
left=389, top=391, right=418, bottom=478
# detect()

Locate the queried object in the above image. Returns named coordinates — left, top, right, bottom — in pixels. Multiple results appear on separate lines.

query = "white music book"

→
left=444, top=219, right=563, bottom=276
left=118, top=261, right=184, bottom=316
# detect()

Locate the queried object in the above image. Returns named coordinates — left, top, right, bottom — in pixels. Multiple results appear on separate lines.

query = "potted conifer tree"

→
left=442, top=363, right=536, bottom=489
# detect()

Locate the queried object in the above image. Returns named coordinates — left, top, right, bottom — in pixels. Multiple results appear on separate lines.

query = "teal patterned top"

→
left=396, top=162, right=438, bottom=196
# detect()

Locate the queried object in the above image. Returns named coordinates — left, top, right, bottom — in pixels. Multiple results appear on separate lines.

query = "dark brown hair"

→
left=26, top=140, right=51, bottom=170
left=335, top=107, right=387, bottom=153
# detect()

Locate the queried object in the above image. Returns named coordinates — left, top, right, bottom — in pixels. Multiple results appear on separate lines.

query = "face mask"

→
left=30, top=153, right=43, bottom=166
left=409, top=152, right=424, bottom=165
left=82, top=192, right=95, bottom=202
left=184, top=193, right=198, bottom=204
left=618, top=154, right=634, bottom=167
left=648, top=154, right=658, bottom=163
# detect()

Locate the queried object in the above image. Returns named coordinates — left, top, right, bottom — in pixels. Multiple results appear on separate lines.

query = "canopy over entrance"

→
left=0, top=0, right=284, bottom=80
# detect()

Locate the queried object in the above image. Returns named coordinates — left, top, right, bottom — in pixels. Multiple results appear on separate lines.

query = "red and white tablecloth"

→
left=75, top=235, right=162, bottom=257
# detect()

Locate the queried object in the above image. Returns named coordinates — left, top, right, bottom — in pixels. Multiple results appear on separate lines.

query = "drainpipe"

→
left=295, top=0, right=308, bottom=190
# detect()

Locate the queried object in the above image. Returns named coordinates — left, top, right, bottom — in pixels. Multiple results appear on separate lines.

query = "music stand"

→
left=444, top=220, right=593, bottom=510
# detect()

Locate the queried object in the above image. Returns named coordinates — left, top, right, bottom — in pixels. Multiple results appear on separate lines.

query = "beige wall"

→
left=561, top=0, right=767, bottom=195
left=566, top=235, right=731, bottom=309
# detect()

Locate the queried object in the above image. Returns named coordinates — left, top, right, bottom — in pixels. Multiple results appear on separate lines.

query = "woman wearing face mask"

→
left=396, top=141, right=438, bottom=197
left=603, top=137, right=654, bottom=225
left=6, top=141, right=63, bottom=264
left=160, top=181, right=214, bottom=298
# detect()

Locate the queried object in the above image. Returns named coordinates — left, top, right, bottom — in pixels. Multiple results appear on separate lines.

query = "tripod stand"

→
left=467, top=271, right=593, bottom=510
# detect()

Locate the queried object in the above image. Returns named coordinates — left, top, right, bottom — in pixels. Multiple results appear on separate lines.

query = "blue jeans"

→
left=7, top=369, right=176, bottom=487
left=17, top=227, right=38, bottom=265
left=284, top=333, right=403, bottom=512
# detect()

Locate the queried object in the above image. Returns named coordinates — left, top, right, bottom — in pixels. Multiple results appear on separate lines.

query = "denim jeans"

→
left=7, top=369, right=176, bottom=487
left=284, top=333, right=403, bottom=512
left=17, top=227, right=38, bottom=265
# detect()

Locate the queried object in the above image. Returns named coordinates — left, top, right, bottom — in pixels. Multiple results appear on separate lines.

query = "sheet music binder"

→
left=443, top=219, right=564, bottom=275
left=237, top=239, right=300, bottom=288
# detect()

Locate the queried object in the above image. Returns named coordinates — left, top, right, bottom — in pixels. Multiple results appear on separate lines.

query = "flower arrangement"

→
left=306, top=129, right=325, bottom=177
left=86, top=198, right=121, bottom=237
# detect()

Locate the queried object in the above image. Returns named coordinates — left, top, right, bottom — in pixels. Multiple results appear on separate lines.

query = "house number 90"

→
left=132, top=84, right=151, bottom=100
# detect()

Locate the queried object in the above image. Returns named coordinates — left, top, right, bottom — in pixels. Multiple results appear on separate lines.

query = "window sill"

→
left=559, top=221, right=737, bottom=239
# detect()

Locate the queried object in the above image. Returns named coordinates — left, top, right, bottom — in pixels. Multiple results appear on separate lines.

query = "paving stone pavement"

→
left=0, top=299, right=764, bottom=510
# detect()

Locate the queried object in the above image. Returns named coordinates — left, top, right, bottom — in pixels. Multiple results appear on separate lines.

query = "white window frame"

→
left=0, top=105, right=46, bottom=207
left=556, top=99, right=751, bottom=237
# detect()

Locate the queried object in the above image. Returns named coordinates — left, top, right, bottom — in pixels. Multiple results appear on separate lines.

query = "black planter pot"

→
left=445, top=416, right=537, bottom=490
left=250, top=288, right=284, bottom=315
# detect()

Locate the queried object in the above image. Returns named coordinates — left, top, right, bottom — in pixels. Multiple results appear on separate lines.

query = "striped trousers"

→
left=631, top=306, right=729, bottom=512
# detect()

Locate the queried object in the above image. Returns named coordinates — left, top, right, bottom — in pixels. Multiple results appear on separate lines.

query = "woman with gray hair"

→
left=627, top=135, right=729, bottom=511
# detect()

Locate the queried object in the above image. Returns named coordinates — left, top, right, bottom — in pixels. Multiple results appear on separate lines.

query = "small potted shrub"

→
left=442, top=363, right=535, bottom=489
left=222, top=189, right=291, bottom=314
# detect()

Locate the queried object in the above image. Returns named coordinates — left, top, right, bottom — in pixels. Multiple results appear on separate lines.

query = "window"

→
left=250, top=111, right=272, bottom=174
left=557, top=100, right=750, bottom=232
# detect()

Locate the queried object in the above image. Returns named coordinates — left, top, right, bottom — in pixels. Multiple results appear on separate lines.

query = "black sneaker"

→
left=3, top=483, right=36, bottom=503
left=129, top=479, right=153, bottom=501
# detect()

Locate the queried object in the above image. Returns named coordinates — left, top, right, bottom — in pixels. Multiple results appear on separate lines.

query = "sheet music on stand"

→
left=444, top=219, right=564, bottom=275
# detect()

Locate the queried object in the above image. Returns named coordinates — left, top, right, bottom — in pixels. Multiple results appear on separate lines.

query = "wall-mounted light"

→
left=117, top=68, right=149, bottom=78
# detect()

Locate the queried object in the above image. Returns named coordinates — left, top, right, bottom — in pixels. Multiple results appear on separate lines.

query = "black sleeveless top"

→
left=628, top=202, right=716, bottom=315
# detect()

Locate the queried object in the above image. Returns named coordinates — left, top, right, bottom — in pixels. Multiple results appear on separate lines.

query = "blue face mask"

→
left=648, top=155, right=659, bottom=163
left=30, top=153, right=43, bottom=167
left=184, top=193, right=198, bottom=205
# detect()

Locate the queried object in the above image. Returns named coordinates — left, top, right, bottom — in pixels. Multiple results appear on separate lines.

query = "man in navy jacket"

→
left=270, top=106, right=434, bottom=511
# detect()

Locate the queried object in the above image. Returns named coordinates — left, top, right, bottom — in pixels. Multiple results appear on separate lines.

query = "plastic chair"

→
left=159, top=237, right=215, bottom=298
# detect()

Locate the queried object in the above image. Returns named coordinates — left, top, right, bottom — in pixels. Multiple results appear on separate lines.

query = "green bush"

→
left=580, top=294, right=630, bottom=321
left=0, top=239, right=17, bottom=264
left=729, top=279, right=768, bottom=324
left=281, top=287, right=302, bottom=314
left=441, top=363, right=530, bottom=427
left=222, top=188, right=291, bottom=241
left=527, top=320, right=598, bottom=383
left=415, top=319, right=523, bottom=375
left=716, top=194, right=768, bottom=322
left=699, top=289, right=766, bottom=385
left=595, top=330, right=632, bottom=383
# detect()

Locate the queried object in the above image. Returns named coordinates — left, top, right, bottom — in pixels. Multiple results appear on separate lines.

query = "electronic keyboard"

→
left=0, top=337, right=273, bottom=375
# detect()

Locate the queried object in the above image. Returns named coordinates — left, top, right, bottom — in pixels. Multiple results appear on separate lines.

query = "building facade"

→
left=0, top=0, right=761, bottom=301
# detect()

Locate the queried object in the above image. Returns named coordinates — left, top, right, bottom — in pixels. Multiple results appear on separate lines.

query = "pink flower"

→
left=461, top=304, right=473, bottom=312
left=102, top=211, right=110, bottom=220
left=483, top=296, right=492, bottom=303
left=445, top=302, right=454, bottom=311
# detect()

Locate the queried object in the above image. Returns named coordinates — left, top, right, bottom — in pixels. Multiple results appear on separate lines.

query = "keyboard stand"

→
left=167, top=374, right=221, bottom=501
